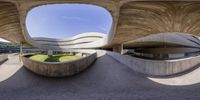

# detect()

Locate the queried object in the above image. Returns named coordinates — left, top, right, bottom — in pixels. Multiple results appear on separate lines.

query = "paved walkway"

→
left=0, top=54, right=200, bottom=100
left=148, top=64, right=200, bottom=86
left=0, top=54, right=22, bottom=82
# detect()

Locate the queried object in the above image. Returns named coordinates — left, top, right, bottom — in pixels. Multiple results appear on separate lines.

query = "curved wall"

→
left=32, top=32, right=108, bottom=49
left=107, top=51, right=200, bottom=76
left=124, top=32, right=200, bottom=48
left=22, top=50, right=97, bottom=77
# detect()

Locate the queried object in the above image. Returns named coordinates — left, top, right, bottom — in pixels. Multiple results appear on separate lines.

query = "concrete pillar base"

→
left=112, top=44, right=123, bottom=54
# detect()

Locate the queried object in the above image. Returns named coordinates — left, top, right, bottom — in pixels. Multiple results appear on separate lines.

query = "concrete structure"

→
left=32, top=32, right=108, bottom=50
left=0, top=54, right=8, bottom=64
left=0, top=0, right=200, bottom=75
left=3, top=53, right=200, bottom=100
left=108, top=51, right=200, bottom=76
left=22, top=50, right=97, bottom=77
left=112, top=44, right=124, bottom=54
left=0, top=54, right=22, bottom=82
left=1, top=1, right=200, bottom=49
left=124, top=32, right=200, bottom=48
left=0, top=0, right=200, bottom=72
left=2, top=1, right=200, bottom=98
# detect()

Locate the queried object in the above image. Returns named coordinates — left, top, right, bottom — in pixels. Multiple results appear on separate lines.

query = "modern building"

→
left=1, top=0, right=200, bottom=99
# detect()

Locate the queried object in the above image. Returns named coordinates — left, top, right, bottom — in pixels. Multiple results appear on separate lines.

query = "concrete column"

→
left=20, top=44, right=23, bottom=54
left=48, top=50, right=53, bottom=56
left=19, top=43, right=23, bottom=62
left=113, top=44, right=123, bottom=54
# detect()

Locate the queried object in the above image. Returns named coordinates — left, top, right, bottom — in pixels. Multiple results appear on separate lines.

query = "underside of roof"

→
left=1, top=0, right=200, bottom=49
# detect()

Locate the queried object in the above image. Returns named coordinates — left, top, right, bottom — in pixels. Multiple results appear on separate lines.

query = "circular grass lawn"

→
left=29, top=54, right=81, bottom=62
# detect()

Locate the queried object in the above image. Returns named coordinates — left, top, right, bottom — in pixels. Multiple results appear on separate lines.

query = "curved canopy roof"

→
left=1, top=0, right=200, bottom=49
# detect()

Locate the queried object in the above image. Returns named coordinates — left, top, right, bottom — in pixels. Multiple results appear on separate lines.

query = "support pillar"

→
left=112, top=44, right=123, bottom=54
left=48, top=50, right=53, bottom=56
left=19, top=42, right=23, bottom=62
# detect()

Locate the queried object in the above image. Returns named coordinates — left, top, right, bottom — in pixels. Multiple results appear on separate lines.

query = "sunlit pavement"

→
left=0, top=54, right=200, bottom=100
left=148, top=64, right=200, bottom=86
left=0, top=54, right=22, bottom=82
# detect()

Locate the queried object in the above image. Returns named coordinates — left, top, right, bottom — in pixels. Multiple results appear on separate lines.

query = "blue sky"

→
left=26, top=4, right=113, bottom=39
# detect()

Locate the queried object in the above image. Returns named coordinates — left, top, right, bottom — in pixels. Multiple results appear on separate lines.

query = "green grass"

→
left=29, top=54, right=48, bottom=62
left=29, top=54, right=81, bottom=62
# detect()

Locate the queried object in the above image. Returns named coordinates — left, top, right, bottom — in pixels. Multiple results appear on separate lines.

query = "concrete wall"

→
left=124, top=32, right=200, bottom=48
left=107, top=52, right=200, bottom=76
left=32, top=32, right=108, bottom=49
left=112, top=44, right=123, bottom=54
left=0, top=54, right=8, bottom=64
left=22, top=51, right=97, bottom=77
